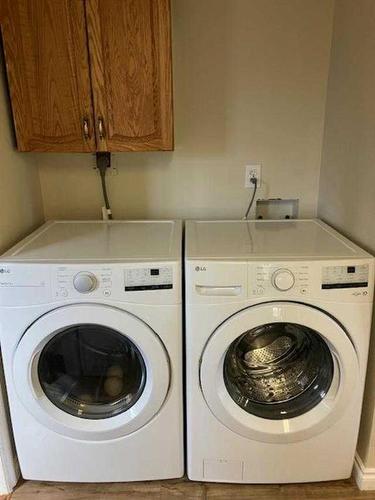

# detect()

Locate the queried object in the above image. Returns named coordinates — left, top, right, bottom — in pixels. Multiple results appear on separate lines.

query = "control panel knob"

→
left=272, top=269, right=295, bottom=291
left=73, top=272, right=97, bottom=294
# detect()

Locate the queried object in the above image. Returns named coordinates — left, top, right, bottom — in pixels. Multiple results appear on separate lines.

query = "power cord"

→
left=96, top=152, right=113, bottom=220
left=243, top=176, right=258, bottom=220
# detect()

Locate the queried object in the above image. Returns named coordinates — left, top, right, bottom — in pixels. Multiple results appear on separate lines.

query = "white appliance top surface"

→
left=186, top=219, right=372, bottom=260
left=1, top=220, right=182, bottom=262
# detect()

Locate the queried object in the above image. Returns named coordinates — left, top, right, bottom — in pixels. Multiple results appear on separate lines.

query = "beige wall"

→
left=0, top=57, right=44, bottom=253
left=318, top=0, right=375, bottom=468
left=37, top=0, right=334, bottom=220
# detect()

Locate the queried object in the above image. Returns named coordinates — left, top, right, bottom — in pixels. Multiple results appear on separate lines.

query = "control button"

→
left=73, top=272, right=97, bottom=294
left=59, top=288, right=68, bottom=298
left=103, top=289, right=111, bottom=297
left=300, top=288, right=308, bottom=295
left=272, top=269, right=295, bottom=291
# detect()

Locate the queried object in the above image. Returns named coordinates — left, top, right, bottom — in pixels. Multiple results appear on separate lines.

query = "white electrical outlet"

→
left=245, top=164, right=262, bottom=188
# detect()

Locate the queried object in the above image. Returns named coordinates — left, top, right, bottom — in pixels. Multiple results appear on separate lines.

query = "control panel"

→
left=250, top=264, right=310, bottom=297
left=187, top=260, right=373, bottom=305
left=248, top=261, right=372, bottom=301
left=56, top=267, right=112, bottom=298
left=125, top=267, right=173, bottom=291
left=53, top=265, right=174, bottom=299
left=322, top=265, right=369, bottom=289
left=0, top=263, right=180, bottom=307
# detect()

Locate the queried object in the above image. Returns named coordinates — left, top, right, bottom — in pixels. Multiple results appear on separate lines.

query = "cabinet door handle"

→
left=98, top=117, right=105, bottom=140
left=83, top=118, right=90, bottom=140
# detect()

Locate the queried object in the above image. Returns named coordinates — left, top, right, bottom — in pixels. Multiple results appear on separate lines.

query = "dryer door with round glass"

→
left=13, top=304, right=170, bottom=441
left=200, top=302, right=359, bottom=443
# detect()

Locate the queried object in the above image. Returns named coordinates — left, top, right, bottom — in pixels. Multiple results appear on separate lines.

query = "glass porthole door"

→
left=200, top=302, right=359, bottom=444
left=38, top=325, right=147, bottom=420
left=13, top=304, right=170, bottom=441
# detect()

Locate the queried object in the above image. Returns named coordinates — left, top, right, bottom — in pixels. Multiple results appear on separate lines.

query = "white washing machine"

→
left=185, top=219, right=374, bottom=483
left=0, top=220, right=183, bottom=482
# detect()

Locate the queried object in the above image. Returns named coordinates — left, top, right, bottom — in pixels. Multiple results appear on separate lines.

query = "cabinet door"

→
left=86, top=0, right=173, bottom=152
left=1, top=0, right=95, bottom=152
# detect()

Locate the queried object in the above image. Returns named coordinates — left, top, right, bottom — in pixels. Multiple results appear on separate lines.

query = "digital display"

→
left=124, top=266, right=173, bottom=292
left=322, top=264, right=369, bottom=290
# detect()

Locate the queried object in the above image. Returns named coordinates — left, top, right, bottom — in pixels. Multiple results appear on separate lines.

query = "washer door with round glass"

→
left=13, top=304, right=170, bottom=441
left=200, top=302, right=359, bottom=444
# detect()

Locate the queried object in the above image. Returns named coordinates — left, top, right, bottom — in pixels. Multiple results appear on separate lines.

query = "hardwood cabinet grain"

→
left=1, top=0, right=95, bottom=152
left=86, top=0, right=173, bottom=151
left=0, top=0, right=173, bottom=153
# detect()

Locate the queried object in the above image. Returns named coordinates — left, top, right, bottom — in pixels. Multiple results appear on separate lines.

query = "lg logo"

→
left=195, top=266, right=207, bottom=272
left=0, top=268, right=10, bottom=274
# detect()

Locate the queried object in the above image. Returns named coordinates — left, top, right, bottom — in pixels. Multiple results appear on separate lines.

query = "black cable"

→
left=96, top=153, right=113, bottom=220
left=99, top=169, right=112, bottom=219
left=244, top=177, right=258, bottom=219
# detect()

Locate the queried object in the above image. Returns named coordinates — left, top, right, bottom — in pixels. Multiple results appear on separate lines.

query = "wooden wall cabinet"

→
left=0, top=0, right=173, bottom=152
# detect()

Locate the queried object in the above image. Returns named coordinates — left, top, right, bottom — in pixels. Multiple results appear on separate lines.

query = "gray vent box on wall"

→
left=256, top=199, right=299, bottom=220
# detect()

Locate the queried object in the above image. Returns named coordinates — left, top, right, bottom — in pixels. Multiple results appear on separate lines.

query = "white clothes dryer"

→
left=185, top=219, right=374, bottom=483
left=0, top=220, right=183, bottom=482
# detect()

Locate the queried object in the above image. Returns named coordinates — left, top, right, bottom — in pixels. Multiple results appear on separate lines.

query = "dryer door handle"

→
left=195, top=285, right=242, bottom=296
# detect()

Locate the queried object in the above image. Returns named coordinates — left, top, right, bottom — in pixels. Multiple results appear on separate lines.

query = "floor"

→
left=2, top=477, right=375, bottom=500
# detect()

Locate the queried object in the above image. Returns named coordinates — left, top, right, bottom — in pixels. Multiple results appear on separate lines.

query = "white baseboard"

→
left=354, top=453, right=375, bottom=490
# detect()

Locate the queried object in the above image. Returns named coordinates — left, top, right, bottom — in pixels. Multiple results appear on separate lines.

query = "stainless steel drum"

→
left=224, top=322, right=334, bottom=420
